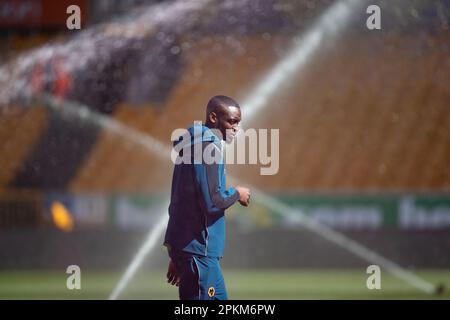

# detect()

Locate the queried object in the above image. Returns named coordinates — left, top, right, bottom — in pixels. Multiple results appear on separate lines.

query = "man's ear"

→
left=209, top=111, right=217, bottom=124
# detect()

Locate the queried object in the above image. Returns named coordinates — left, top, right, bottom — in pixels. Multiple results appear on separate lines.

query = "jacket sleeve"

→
left=194, top=142, right=240, bottom=213
left=205, top=161, right=239, bottom=211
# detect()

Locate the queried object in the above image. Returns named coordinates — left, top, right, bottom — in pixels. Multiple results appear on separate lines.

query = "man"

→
left=163, top=95, right=251, bottom=300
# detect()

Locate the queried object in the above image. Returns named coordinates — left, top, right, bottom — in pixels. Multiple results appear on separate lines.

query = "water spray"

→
left=109, top=208, right=169, bottom=300
left=25, top=0, right=439, bottom=298
left=241, top=0, right=365, bottom=124
left=41, top=93, right=438, bottom=297
left=243, top=183, right=437, bottom=294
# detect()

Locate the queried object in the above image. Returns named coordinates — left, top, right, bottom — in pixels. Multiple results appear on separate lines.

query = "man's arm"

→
left=204, top=161, right=240, bottom=210
left=195, top=142, right=250, bottom=212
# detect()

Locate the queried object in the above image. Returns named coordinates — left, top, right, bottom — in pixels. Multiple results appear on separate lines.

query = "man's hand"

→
left=166, top=259, right=181, bottom=286
left=236, top=186, right=251, bottom=207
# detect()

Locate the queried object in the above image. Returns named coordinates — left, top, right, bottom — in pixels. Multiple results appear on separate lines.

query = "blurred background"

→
left=0, top=0, right=449, bottom=299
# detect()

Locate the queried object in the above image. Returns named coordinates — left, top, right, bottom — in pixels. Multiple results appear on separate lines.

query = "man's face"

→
left=217, top=106, right=241, bottom=143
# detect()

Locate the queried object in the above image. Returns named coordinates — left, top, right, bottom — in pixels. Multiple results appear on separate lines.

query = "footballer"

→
left=163, top=95, right=251, bottom=300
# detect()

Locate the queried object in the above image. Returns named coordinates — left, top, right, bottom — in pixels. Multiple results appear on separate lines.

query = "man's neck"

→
left=205, top=122, right=216, bottom=130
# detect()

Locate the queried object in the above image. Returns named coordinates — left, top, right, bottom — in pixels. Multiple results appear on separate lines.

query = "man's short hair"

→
left=206, top=95, right=240, bottom=116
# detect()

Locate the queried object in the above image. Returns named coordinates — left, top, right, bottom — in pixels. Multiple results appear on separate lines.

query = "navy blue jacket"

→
left=164, top=124, right=239, bottom=257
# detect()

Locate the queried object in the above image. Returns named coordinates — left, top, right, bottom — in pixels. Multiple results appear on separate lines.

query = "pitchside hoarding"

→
left=253, top=194, right=450, bottom=230
left=42, top=193, right=450, bottom=231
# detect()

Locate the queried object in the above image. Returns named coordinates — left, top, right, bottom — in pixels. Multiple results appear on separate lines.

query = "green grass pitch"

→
left=0, top=269, right=449, bottom=300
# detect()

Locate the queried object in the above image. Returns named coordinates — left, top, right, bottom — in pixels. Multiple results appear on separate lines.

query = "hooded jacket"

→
left=164, top=124, right=239, bottom=257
